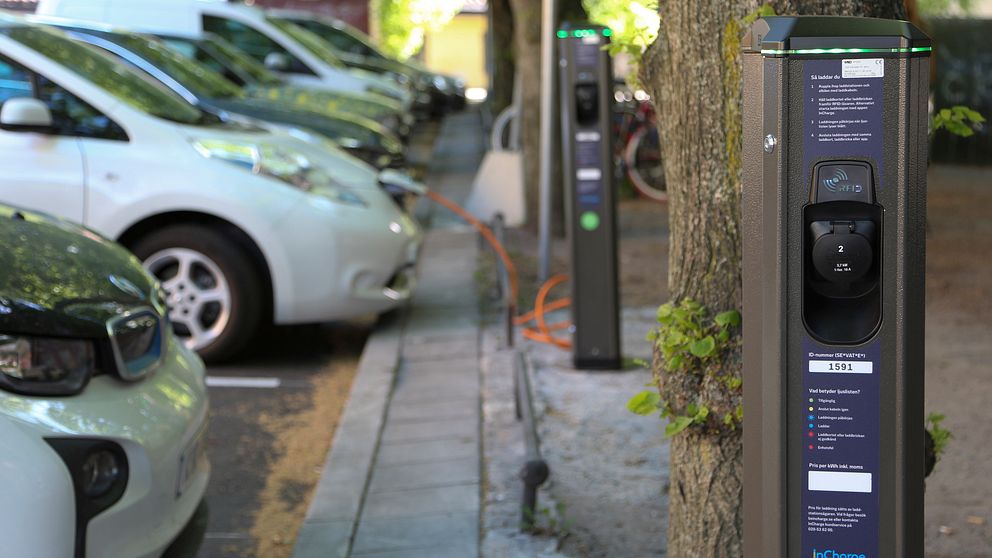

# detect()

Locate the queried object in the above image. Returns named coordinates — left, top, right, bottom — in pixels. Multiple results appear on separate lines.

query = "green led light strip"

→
left=556, top=28, right=612, bottom=39
left=761, top=46, right=932, bottom=55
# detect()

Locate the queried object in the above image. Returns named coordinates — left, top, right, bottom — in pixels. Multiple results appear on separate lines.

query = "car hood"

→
left=175, top=121, right=383, bottom=191
left=205, top=97, right=393, bottom=147
left=0, top=206, right=159, bottom=339
left=245, top=84, right=403, bottom=119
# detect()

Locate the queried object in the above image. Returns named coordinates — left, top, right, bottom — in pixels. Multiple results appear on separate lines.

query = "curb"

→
left=291, top=309, right=406, bottom=558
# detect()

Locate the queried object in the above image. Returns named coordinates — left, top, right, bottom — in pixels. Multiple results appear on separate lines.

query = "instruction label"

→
left=802, top=336, right=881, bottom=558
left=803, top=59, right=885, bottom=188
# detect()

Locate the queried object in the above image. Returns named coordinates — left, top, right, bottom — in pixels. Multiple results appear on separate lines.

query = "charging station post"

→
left=741, top=16, right=931, bottom=558
left=557, top=22, right=620, bottom=370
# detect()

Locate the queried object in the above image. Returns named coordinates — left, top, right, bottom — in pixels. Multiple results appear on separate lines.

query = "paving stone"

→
left=387, top=398, right=479, bottom=423
left=291, top=520, right=352, bottom=558
left=352, top=543, right=479, bottom=558
left=351, top=513, right=478, bottom=554
left=369, top=457, right=480, bottom=493
left=403, top=340, right=479, bottom=362
left=376, top=436, right=477, bottom=467
left=381, top=417, right=479, bottom=444
left=361, top=484, right=480, bottom=519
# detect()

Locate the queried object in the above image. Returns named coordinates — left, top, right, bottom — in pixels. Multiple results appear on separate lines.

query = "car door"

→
left=0, top=55, right=85, bottom=222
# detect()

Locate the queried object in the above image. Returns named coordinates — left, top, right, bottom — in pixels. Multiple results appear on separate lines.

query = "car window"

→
left=0, top=54, right=127, bottom=141
left=202, top=35, right=284, bottom=87
left=159, top=38, right=236, bottom=84
left=292, top=19, right=379, bottom=59
left=3, top=26, right=215, bottom=127
left=266, top=17, right=346, bottom=69
left=202, top=15, right=316, bottom=76
left=94, top=33, right=244, bottom=101
left=0, top=55, right=32, bottom=103
left=35, top=75, right=128, bottom=140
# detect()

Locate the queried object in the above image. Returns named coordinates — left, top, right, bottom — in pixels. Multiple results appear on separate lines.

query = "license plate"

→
left=176, top=426, right=206, bottom=498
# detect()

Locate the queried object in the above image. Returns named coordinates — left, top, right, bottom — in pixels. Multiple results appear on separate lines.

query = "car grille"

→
left=106, top=308, right=164, bottom=381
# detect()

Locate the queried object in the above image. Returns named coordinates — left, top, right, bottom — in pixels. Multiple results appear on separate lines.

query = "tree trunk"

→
left=638, top=0, right=906, bottom=554
left=489, top=0, right=515, bottom=114
left=508, top=0, right=586, bottom=233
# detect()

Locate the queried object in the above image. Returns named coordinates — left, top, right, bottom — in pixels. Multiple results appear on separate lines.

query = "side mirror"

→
left=264, top=52, right=291, bottom=72
left=0, top=98, right=53, bottom=132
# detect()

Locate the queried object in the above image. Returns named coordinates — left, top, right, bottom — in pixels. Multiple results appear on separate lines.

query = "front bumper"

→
left=271, top=192, right=423, bottom=324
left=0, top=338, right=210, bottom=558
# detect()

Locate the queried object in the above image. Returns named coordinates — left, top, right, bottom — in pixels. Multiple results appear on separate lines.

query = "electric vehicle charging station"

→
left=557, top=23, right=620, bottom=370
left=741, top=16, right=931, bottom=558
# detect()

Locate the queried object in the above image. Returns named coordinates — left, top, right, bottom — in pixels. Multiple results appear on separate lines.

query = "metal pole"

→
left=537, top=0, right=557, bottom=282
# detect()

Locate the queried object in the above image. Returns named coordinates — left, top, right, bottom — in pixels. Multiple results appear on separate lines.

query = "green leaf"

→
left=666, top=354, right=684, bottom=370
left=715, top=310, right=742, bottom=328
left=664, top=415, right=694, bottom=437
left=689, top=336, right=717, bottom=358
left=627, top=390, right=661, bottom=416
left=656, top=303, right=673, bottom=324
left=717, top=329, right=730, bottom=343
left=693, top=404, right=710, bottom=422
left=723, top=412, right=735, bottom=425
left=939, top=108, right=952, bottom=121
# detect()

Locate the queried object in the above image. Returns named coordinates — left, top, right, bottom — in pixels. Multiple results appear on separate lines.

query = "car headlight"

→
left=192, top=139, right=367, bottom=207
left=0, top=334, right=96, bottom=396
left=432, top=75, right=447, bottom=90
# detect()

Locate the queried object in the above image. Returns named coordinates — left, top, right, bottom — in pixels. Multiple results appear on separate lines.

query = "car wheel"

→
left=130, top=225, right=262, bottom=362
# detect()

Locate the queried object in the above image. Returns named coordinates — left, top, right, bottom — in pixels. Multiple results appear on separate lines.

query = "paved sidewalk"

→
left=293, top=109, right=486, bottom=558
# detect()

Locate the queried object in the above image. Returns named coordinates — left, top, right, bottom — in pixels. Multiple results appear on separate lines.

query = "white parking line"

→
left=205, top=376, right=281, bottom=389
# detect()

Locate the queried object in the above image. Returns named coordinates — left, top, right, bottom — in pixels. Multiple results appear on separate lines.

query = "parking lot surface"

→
left=162, top=322, right=371, bottom=558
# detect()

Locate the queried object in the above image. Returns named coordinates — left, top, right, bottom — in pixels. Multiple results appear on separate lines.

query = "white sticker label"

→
left=575, top=131, right=601, bottom=142
left=809, top=360, right=873, bottom=374
left=842, top=58, right=884, bottom=78
left=808, top=471, right=873, bottom=493
left=577, top=168, right=602, bottom=180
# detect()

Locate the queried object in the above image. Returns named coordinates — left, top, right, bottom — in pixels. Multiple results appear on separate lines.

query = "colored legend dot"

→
left=808, top=423, right=814, bottom=429
left=580, top=211, right=600, bottom=231
left=809, top=398, right=814, bottom=403
left=809, top=407, right=814, bottom=412
left=809, top=444, right=814, bottom=450
left=808, top=431, right=814, bottom=437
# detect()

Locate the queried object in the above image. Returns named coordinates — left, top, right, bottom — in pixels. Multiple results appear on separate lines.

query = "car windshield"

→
left=266, top=17, right=346, bottom=69
left=201, top=35, right=284, bottom=87
left=4, top=26, right=210, bottom=125
left=103, top=32, right=245, bottom=100
left=290, top=18, right=385, bottom=61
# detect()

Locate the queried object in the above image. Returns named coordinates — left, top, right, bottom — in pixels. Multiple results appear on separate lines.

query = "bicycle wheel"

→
left=624, top=124, right=667, bottom=202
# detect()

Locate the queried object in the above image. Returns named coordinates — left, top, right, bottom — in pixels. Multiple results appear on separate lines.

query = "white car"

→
left=0, top=19, right=422, bottom=360
left=37, top=0, right=414, bottom=107
left=0, top=203, right=209, bottom=558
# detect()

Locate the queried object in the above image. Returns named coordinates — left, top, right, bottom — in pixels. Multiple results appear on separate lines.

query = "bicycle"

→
left=613, top=87, right=667, bottom=202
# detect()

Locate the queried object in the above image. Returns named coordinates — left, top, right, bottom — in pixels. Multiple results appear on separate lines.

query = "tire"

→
left=624, top=124, right=668, bottom=203
left=130, top=224, right=263, bottom=363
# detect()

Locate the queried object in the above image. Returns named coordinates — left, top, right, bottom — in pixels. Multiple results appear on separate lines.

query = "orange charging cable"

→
left=424, top=190, right=573, bottom=349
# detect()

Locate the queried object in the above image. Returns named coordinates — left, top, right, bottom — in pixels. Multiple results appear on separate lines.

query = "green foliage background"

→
left=372, top=0, right=466, bottom=60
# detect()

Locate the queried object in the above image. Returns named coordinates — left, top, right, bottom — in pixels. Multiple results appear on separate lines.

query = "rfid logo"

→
left=813, top=549, right=867, bottom=558
left=821, top=168, right=863, bottom=194
left=821, top=168, right=849, bottom=192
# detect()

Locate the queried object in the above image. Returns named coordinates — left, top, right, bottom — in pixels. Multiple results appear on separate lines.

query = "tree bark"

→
left=638, top=0, right=906, bottom=554
left=489, top=0, right=515, bottom=114
left=508, top=0, right=586, bottom=233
